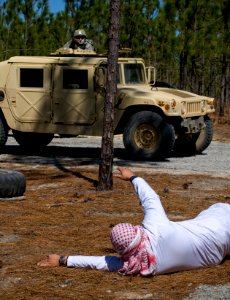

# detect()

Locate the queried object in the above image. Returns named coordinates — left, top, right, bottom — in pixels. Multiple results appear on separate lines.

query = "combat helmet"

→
left=74, top=29, right=87, bottom=37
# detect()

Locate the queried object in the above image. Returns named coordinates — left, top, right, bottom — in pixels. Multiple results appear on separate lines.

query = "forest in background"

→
left=0, top=0, right=229, bottom=116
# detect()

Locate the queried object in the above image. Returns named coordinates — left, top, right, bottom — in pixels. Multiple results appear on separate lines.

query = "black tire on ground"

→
left=0, top=169, right=26, bottom=198
left=0, top=117, right=8, bottom=148
left=12, top=131, right=54, bottom=149
left=123, top=111, right=175, bottom=160
left=174, top=116, right=213, bottom=155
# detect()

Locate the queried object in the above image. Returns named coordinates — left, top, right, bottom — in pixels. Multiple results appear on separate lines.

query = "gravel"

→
left=52, top=135, right=230, bottom=176
left=183, top=284, right=230, bottom=300
left=1, top=135, right=230, bottom=177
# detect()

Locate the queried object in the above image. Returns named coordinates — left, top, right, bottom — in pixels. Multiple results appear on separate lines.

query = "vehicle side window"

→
left=63, top=69, right=88, bottom=89
left=20, top=68, right=43, bottom=87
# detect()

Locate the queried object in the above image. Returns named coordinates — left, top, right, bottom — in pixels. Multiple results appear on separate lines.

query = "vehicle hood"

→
left=117, top=85, right=211, bottom=102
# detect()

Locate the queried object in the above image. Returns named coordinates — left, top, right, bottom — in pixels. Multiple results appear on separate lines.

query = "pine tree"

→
left=218, top=0, right=230, bottom=115
left=0, top=0, right=52, bottom=57
left=97, top=0, right=120, bottom=191
left=119, top=1, right=159, bottom=59
left=152, top=0, right=178, bottom=85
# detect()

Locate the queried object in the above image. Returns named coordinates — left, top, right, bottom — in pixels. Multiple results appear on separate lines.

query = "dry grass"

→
left=0, top=118, right=230, bottom=300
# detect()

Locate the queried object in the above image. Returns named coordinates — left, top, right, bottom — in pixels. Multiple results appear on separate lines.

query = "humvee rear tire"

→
left=123, top=111, right=175, bottom=160
left=0, top=117, right=8, bottom=148
left=12, top=131, right=54, bottom=149
left=0, top=169, right=26, bottom=198
left=174, top=116, right=213, bottom=155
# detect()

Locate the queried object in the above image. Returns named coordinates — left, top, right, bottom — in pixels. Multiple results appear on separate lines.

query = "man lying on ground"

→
left=37, top=167, right=230, bottom=276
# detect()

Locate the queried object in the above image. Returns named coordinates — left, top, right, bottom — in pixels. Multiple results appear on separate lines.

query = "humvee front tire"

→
left=0, top=169, right=26, bottom=198
left=195, top=116, right=213, bottom=153
left=12, top=131, right=54, bottom=149
left=123, top=111, right=175, bottom=160
left=174, top=116, right=213, bottom=155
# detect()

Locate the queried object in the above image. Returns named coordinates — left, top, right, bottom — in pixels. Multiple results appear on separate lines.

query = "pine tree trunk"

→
left=97, top=0, right=120, bottom=191
left=219, top=54, right=227, bottom=117
left=179, top=51, right=187, bottom=90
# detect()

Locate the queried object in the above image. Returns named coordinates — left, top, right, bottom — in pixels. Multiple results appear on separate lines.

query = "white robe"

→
left=67, top=177, right=230, bottom=274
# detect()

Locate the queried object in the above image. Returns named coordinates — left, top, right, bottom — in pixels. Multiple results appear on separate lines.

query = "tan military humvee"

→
left=0, top=48, right=215, bottom=159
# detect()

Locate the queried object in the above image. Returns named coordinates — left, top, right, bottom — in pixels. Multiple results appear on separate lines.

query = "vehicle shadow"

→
left=3, top=141, right=201, bottom=161
left=0, top=145, right=150, bottom=187
left=1, top=144, right=195, bottom=187
left=1, top=144, right=128, bottom=160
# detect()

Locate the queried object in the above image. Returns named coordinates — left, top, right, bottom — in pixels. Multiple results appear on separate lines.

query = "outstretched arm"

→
left=37, top=254, right=123, bottom=272
left=37, top=254, right=65, bottom=267
left=115, top=167, right=169, bottom=230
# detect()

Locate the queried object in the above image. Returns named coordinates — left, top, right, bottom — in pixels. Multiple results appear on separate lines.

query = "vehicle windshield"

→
left=124, top=63, right=145, bottom=84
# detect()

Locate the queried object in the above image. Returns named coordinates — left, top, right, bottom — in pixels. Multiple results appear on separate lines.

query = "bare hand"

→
left=37, top=254, right=60, bottom=267
left=114, top=166, right=135, bottom=181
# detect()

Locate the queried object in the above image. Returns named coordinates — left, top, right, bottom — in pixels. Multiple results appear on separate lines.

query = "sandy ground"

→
left=0, top=119, right=230, bottom=300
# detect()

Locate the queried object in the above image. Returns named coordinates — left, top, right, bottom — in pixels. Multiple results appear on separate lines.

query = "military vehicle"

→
left=0, top=48, right=215, bottom=160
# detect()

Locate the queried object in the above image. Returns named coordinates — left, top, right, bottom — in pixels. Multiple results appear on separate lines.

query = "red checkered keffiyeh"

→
left=110, top=223, right=156, bottom=276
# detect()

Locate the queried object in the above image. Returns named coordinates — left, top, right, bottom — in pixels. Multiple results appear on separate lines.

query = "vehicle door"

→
left=6, top=64, right=52, bottom=123
left=52, top=65, right=96, bottom=124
